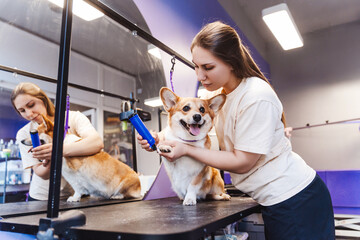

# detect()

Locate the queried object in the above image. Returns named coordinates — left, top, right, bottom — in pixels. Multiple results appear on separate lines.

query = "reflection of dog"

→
left=38, top=115, right=141, bottom=202
left=159, top=87, right=230, bottom=205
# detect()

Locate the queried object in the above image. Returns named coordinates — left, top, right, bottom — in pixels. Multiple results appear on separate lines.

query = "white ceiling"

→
left=0, top=0, right=156, bottom=76
left=1, top=0, right=360, bottom=75
left=222, top=0, right=360, bottom=45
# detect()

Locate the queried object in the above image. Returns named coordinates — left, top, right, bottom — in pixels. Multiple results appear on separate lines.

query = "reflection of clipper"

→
left=30, top=129, right=44, bottom=162
left=121, top=101, right=131, bottom=131
left=29, top=117, right=42, bottom=161
left=30, top=130, right=41, bottom=148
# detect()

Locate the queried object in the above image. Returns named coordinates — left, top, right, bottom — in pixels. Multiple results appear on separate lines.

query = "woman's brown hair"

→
left=11, top=82, right=55, bottom=117
left=191, top=21, right=286, bottom=126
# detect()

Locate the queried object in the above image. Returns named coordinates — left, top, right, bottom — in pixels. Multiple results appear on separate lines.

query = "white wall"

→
left=269, top=21, right=360, bottom=170
left=209, top=2, right=360, bottom=171
left=0, top=21, right=163, bottom=175
left=0, top=21, right=136, bottom=126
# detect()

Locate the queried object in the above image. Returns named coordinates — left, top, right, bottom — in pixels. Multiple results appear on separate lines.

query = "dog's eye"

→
left=182, top=106, right=190, bottom=112
left=199, top=107, right=205, bottom=113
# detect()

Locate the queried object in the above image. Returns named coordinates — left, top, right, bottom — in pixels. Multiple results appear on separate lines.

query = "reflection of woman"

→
left=139, top=21, right=335, bottom=239
left=11, top=82, right=104, bottom=201
left=108, top=143, right=122, bottom=162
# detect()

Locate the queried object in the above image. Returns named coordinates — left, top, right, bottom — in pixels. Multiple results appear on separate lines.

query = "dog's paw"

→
left=221, top=193, right=231, bottom=201
left=158, top=144, right=173, bottom=153
left=67, top=195, right=81, bottom=202
left=183, top=197, right=197, bottom=206
left=110, top=194, right=124, bottom=200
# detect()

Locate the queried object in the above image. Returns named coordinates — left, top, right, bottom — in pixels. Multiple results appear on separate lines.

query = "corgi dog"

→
left=158, top=87, right=230, bottom=205
left=37, top=115, right=141, bottom=202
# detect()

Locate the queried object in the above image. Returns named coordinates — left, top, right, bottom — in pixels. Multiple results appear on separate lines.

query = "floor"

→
left=335, top=214, right=360, bottom=240
left=336, top=235, right=360, bottom=239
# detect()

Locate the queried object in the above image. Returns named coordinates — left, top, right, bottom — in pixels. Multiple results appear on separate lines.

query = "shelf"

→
left=0, top=157, right=21, bottom=163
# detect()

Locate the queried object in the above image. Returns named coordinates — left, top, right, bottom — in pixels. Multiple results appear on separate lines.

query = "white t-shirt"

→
left=212, top=77, right=315, bottom=206
left=16, top=111, right=96, bottom=200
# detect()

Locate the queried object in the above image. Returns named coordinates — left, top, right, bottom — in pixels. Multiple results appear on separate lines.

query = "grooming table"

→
left=0, top=196, right=259, bottom=240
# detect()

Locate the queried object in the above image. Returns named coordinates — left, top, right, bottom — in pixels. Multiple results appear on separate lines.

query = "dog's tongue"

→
left=189, top=125, right=200, bottom=136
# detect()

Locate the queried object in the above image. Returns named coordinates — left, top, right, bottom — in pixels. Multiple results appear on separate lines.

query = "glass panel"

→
left=103, top=111, right=133, bottom=168
left=98, top=0, right=152, bottom=36
left=0, top=0, right=170, bottom=205
left=0, top=0, right=61, bottom=79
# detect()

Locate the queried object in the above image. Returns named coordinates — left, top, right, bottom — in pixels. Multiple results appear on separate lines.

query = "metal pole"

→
left=2, top=156, right=8, bottom=203
left=158, top=108, right=162, bottom=164
left=47, top=0, right=73, bottom=218
left=130, top=92, right=137, bottom=172
left=0, top=64, right=137, bottom=102
left=85, top=0, right=195, bottom=70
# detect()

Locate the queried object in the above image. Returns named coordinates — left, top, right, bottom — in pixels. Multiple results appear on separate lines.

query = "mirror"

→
left=0, top=0, right=168, bottom=204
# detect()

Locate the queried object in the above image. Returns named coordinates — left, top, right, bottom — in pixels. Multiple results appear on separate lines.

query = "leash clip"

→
left=170, top=56, right=176, bottom=72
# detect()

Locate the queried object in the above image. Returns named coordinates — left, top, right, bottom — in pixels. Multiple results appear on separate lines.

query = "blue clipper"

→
left=129, top=113, right=157, bottom=151
left=30, top=130, right=41, bottom=148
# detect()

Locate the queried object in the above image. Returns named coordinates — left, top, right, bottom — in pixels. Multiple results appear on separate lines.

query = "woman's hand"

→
left=284, top=127, right=293, bottom=138
left=136, top=131, right=159, bottom=152
left=158, top=140, right=188, bottom=162
left=32, top=143, right=53, bottom=163
left=32, top=143, right=53, bottom=179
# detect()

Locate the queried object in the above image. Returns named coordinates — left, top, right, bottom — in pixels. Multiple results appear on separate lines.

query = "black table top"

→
left=0, top=196, right=259, bottom=240
left=0, top=184, right=29, bottom=195
left=0, top=195, right=141, bottom=218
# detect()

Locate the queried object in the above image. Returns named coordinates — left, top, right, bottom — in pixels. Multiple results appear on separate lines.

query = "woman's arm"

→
left=33, top=111, right=104, bottom=159
left=17, top=125, right=52, bottom=180
left=31, top=129, right=103, bottom=159
left=32, top=161, right=51, bottom=180
left=159, top=140, right=261, bottom=174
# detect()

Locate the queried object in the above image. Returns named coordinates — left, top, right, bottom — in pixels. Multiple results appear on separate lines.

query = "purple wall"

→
left=0, top=91, right=28, bottom=141
left=133, top=0, right=270, bottom=96
left=133, top=1, right=360, bottom=216
left=318, top=170, right=360, bottom=215
left=133, top=0, right=271, bottom=201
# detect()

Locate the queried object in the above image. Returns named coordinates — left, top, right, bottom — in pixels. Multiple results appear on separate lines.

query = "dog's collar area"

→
left=179, top=137, right=199, bottom=143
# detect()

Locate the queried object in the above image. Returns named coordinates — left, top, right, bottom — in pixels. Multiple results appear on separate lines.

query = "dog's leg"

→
left=207, top=192, right=231, bottom=201
left=206, top=172, right=231, bottom=201
left=110, top=193, right=124, bottom=200
left=183, top=183, right=202, bottom=206
left=67, top=191, right=82, bottom=202
left=183, top=189, right=197, bottom=205
left=183, top=166, right=210, bottom=206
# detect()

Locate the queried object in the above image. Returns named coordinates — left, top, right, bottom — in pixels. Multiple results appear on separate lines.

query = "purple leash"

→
left=64, top=94, right=70, bottom=138
left=170, top=56, right=176, bottom=92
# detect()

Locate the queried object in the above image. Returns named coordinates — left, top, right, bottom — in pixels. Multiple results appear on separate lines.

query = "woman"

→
left=138, top=21, right=335, bottom=239
left=11, top=82, right=103, bottom=201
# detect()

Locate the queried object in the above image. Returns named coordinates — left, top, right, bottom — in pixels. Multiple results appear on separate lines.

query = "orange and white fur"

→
left=38, top=115, right=141, bottom=202
left=158, top=87, right=230, bottom=205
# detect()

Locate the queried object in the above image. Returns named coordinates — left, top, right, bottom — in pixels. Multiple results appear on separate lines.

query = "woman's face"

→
left=13, top=94, right=47, bottom=124
left=192, top=46, right=237, bottom=93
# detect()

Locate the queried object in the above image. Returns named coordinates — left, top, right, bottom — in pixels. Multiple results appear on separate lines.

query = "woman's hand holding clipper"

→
left=32, top=143, right=53, bottom=165
left=137, top=130, right=159, bottom=152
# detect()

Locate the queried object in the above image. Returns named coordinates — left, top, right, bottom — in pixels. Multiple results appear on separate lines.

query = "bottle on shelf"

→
left=8, top=140, right=19, bottom=158
left=0, top=139, right=4, bottom=151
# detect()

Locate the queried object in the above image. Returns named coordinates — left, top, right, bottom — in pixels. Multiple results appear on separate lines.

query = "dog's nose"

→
left=193, top=114, right=202, bottom=122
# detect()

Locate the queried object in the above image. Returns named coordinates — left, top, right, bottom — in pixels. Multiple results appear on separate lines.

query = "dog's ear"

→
left=208, top=94, right=226, bottom=114
left=160, top=87, right=179, bottom=112
left=41, top=114, right=54, bottom=132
